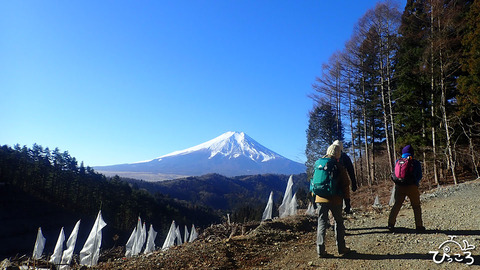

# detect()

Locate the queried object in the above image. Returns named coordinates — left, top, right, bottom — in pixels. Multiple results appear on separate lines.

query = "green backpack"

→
left=310, top=157, right=342, bottom=197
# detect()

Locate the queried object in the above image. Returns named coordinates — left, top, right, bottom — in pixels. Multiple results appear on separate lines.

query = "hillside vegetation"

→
left=94, top=178, right=480, bottom=269
left=6, top=178, right=472, bottom=269
left=0, top=144, right=219, bottom=259
left=124, top=173, right=309, bottom=222
left=0, top=144, right=307, bottom=259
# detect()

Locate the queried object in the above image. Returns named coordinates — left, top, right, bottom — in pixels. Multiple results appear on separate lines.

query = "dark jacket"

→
left=395, top=153, right=422, bottom=186
left=339, top=152, right=357, bottom=191
left=411, top=159, right=422, bottom=186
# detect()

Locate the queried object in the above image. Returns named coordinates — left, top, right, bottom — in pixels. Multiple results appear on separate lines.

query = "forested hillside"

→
left=0, top=144, right=220, bottom=258
left=123, top=173, right=310, bottom=223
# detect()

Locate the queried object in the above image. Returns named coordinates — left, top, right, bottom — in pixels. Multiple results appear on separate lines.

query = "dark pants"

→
left=388, top=184, right=423, bottom=228
left=316, top=203, right=346, bottom=254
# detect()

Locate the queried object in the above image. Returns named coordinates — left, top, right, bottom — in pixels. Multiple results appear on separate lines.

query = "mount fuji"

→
left=95, top=131, right=306, bottom=181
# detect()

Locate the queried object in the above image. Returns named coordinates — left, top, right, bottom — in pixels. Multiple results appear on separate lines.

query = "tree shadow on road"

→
left=345, top=226, right=388, bottom=236
left=343, top=252, right=480, bottom=266
left=346, top=226, right=480, bottom=236
left=343, top=226, right=480, bottom=266
left=345, top=252, right=430, bottom=260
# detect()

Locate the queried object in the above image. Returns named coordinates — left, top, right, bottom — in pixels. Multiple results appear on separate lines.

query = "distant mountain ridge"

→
left=124, top=173, right=309, bottom=211
left=95, top=132, right=306, bottom=181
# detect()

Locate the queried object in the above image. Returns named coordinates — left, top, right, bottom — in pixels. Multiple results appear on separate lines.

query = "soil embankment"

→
left=94, top=179, right=480, bottom=269
left=4, top=179, right=479, bottom=269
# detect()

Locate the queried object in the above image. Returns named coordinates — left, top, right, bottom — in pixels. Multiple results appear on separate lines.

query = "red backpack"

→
left=392, top=157, right=415, bottom=185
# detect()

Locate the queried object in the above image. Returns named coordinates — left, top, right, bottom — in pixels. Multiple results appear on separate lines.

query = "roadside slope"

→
left=92, top=179, right=480, bottom=269
left=237, top=178, right=480, bottom=269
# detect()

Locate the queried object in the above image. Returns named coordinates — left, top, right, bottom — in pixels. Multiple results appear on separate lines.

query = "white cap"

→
left=333, top=140, right=343, bottom=152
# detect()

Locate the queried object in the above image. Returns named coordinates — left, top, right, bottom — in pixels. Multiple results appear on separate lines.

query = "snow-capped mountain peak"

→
left=159, top=131, right=280, bottom=162
left=95, top=131, right=306, bottom=180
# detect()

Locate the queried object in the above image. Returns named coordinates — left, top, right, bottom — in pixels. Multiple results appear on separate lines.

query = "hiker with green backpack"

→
left=310, top=143, right=353, bottom=258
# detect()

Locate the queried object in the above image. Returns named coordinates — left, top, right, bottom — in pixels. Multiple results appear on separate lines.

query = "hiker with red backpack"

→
left=311, top=143, right=353, bottom=257
left=388, top=145, right=425, bottom=233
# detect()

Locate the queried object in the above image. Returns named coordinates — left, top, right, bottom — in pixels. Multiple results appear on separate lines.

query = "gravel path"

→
left=302, top=179, right=480, bottom=269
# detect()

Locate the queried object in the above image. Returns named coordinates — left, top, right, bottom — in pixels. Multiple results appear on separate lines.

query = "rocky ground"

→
left=94, top=178, right=480, bottom=270
left=4, top=178, right=480, bottom=269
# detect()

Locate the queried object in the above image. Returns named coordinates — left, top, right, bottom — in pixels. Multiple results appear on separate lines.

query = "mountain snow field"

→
left=95, top=131, right=306, bottom=181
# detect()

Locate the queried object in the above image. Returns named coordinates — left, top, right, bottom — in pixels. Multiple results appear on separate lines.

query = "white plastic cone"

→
left=279, top=175, right=294, bottom=218
left=373, top=195, right=382, bottom=208
left=288, top=193, right=298, bottom=216
left=125, top=227, right=137, bottom=258
left=184, top=225, right=190, bottom=244
left=162, top=220, right=177, bottom=250
left=144, top=224, right=157, bottom=254
left=32, top=227, right=46, bottom=260
left=132, top=217, right=143, bottom=256
left=389, top=185, right=396, bottom=206
left=80, top=210, right=107, bottom=266
left=175, top=225, right=183, bottom=245
left=137, top=222, right=146, bottom=253
left=49, top=227, right=65, bottom=265
left=261, top=191, right=274, bottom=221
left=188, top=224, right=198, bottom=242
left=60, top=220, right=80, bottom=270
left=306, top=202, right=315, bottom=216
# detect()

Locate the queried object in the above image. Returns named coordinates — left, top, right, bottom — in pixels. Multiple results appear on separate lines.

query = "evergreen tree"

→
left=457, top=0, right=480, bottom=178
left=458, top=0, right=480, bottom=117
left=394, top=0, right=430, bottom=146
left=0, top=143, right=220, bottom=246
left=305, top=100, right=344, bottom=177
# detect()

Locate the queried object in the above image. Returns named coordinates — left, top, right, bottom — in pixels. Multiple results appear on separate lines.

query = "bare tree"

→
left=427, top=0, right=467, bottom=184
left=369, top=2, right=401, bottom=171
left=348, top=1, right=402, bottom=184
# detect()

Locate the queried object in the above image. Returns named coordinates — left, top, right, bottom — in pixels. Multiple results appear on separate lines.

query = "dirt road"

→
left=301, top=179, right=480, bottom=269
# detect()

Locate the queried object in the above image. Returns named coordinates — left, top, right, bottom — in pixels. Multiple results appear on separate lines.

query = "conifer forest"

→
left=306, top=0, right=480, bottom=187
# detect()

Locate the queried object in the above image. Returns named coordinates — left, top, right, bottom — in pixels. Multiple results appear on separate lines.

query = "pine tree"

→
left=394, top=0, right=430, bottom=146
left=305, top=100, right=344, bottom=177
left=458, top=0, right=480, bottom=117
left=457, top=0, right=480, bottom=178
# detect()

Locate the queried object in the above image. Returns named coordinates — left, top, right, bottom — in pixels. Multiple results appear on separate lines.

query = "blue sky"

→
left=1, top=0, right=406, bottom=167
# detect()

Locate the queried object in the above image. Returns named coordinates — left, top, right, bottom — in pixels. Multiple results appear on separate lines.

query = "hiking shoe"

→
left=317, top=245, right=331, bottom=258
left=338, top=247, right=354, bottom=255
left=318, top=251, right=333, bottom=258
left=416, top=226, right=426, bottom=233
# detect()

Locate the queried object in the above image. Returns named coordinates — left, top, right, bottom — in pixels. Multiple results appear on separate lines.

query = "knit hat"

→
left=332, top=140, right=343, bottom=152
left=326, top=143, right=341, bottom=159
left=402, top=145, right=414, bottom=156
